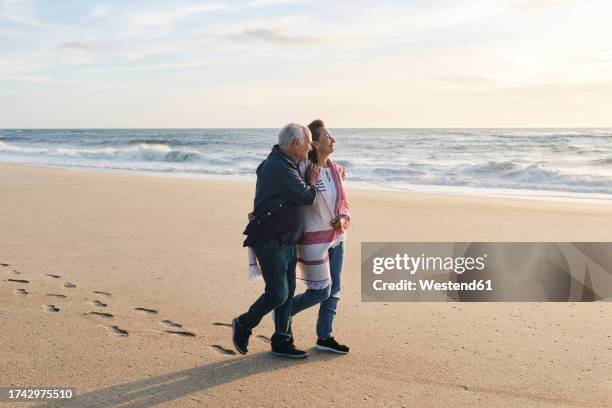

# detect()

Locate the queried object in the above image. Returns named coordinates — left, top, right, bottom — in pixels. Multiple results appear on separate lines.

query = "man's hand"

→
left=331, top=216, right=346, bottom=230
left=307, top=163, right=321, bottom=186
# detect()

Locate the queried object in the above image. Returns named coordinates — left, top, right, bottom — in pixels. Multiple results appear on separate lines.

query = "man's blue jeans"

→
left=238, top=239, right=296, bottom=345
left=291, top=242, right=344, bottom=339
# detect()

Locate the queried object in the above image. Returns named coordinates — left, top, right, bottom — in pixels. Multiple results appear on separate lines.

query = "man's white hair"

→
left=278, top=123, right=310, bottom=147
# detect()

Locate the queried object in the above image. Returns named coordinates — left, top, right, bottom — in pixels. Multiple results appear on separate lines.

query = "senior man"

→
left=233, top=123, right=320, bottom=359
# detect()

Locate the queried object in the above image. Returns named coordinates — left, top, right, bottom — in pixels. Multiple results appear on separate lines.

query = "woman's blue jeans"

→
left=291, top=241, right=344, bottom=340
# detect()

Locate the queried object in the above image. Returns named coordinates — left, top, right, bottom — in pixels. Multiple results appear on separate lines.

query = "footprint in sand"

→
left=86, top=311, right=113, bottom=319
left=0, top=262, right=9, bottom=267
left=134, top=307, right=158, bottom=315
left=110, top=326, right=129, bottom=337
left=16, top=288, right=28, bottom=296
left=12, top=270, right=21, bottom=274
left=46, top=305, right=60, bottom=312
left=93, top=300, right=107, bottom=308
left=63, top=282, right=77, bottom=288
left=212, top=322, right=232, bottom=328
left=47, top=293, right=67, bottom=298
left=210, top=344, right=236, bottom=355
left=45, top=274, right=61, bottom=279
left=93, top=291, right=112, bottom=297
left=6, top=278, right=29, bottom=284
left=161, top=320, right=183, bottom=328
left=164, top=330, right=195, bottom=337
left=256, top=335, right=271, bottom=344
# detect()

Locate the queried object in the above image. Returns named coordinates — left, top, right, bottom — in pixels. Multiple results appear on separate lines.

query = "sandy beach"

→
left=1, top=163, right=610, bottom=407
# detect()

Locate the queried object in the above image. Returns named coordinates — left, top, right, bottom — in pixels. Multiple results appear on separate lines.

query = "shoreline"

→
left=2, top=161, right=612, bottom=206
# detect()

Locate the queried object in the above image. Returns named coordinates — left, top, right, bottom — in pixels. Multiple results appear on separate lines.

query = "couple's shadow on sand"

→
left=42, top=350, right=342, bottom=408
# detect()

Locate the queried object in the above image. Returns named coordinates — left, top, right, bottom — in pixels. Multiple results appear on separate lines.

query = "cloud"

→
left=57, top=41, right=96, bottom=51
left=0, top=12, right=59, bottom=29
left=0, top=0, right=65, bottom=30
left=505, top=0, right=571, bottom=10
left=0, top=28, right=19, bottom=39
left=226, top=28, right=319, bottom=44
left=0, top=72, right=74, bottom=85
left=83, top=4, right=111, bottom=20
left=427, top=75, right=496, bottom=85
left=125, top=3, right=230, bottom=32
left=247, top=0, right=306, bottom=6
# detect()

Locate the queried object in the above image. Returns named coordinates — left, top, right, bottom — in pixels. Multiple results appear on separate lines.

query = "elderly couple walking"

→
left=232, top=120, right=351, bottom=359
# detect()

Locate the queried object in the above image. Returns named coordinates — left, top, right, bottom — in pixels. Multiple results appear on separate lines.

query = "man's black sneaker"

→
left=271, top=339, right=308, bottom=359
left=232, top=317, right=251, bottom=355
left=316, top=337, right=350, bottom=354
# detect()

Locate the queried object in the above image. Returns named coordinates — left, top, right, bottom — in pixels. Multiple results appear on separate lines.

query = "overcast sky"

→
left=1, top=0, right=611, bottom=128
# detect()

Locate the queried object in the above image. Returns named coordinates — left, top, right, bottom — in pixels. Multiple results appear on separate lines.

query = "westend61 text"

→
left=373, top=279, right=493, bottom=291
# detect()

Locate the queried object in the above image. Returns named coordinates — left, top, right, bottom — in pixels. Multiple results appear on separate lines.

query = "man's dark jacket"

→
left=243, top=145, right=317, bottom=246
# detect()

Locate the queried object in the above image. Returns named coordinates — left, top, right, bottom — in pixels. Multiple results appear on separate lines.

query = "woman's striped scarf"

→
left=296, top=159, right=350, bottom=289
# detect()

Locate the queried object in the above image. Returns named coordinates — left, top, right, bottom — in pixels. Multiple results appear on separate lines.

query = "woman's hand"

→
left=307, top=163, right=321, bottom=186
left=331, top=216, right=346, bottom=230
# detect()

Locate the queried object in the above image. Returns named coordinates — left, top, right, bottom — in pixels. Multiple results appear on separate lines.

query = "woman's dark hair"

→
left=307, top=119, right=325, bottom=163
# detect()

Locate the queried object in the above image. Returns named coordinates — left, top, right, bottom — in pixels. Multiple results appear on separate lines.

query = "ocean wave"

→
left=590, top=158, right=612, bottom=166
left=334, top=159, right=353, bottom=169
left=466, top=160, right=608, bottom=182
left=347, top=161, right=612, bottom=194
left=0, top=141, right=206, bottom=163
left=126, top=139, right=184, bottom=146
left=451, top=161, right=612, bottom=192
left=373, top=167, right=426, bottom=178
left=464, top=161, right=518, bottom=174
left=0, top=136, right=22, bottom=142
left=495, top=130, right=594, bottom=138
left=505, top=164, right=610, bottom=188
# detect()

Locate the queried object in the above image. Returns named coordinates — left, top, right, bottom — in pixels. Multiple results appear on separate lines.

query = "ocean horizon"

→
left=2, top=128, right=612, bottom=202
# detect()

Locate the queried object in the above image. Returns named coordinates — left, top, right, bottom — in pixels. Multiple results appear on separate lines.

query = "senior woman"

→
left=291, top=119, right=351, bottom=354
